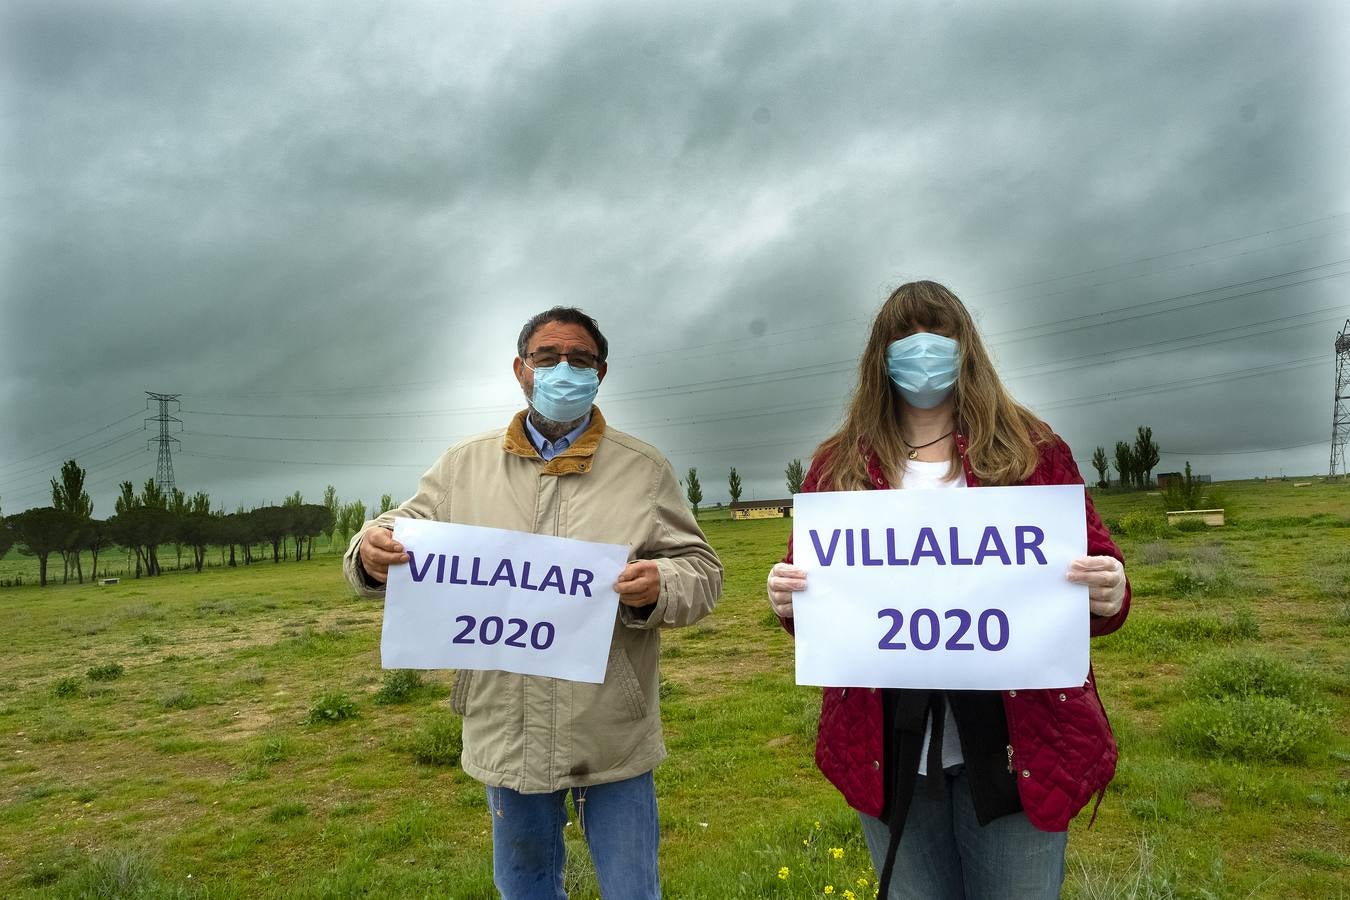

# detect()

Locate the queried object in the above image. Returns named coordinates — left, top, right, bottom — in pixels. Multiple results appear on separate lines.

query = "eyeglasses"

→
left=525, top=348, right=601, bottom=370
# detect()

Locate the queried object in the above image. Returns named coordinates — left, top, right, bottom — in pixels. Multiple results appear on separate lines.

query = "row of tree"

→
left=0, top=460, right=404, bottom=587
left=679, top=427, right=1162, bottom=515
left=682, top=459, right=808, bottom=516
left=1090, top=426, right=1161, bottom=490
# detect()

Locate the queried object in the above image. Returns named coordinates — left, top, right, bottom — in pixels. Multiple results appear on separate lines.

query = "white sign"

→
left=792, top=484, right=1089, bottom=690
left=382, top=519, right=630, bottom=684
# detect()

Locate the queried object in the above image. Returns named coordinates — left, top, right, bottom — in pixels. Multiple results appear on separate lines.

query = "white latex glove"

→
left=767, top=562, right=808, bottom=618
left=1066, top=555, right=1126, bottom=617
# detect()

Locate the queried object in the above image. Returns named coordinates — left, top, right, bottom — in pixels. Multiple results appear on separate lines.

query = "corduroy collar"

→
left=503, top=406, right=607, bottom=476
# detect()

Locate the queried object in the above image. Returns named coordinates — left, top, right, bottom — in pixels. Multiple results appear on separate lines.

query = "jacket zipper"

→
left=1006, top=743, right=1015, bottom=774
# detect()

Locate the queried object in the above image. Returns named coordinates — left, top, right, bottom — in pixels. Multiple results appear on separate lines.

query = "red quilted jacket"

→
left=782, top=431, right=1129, bottom=831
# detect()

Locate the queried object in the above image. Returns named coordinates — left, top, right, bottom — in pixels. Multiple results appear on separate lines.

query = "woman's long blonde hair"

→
left=815, top=280, right=1048, bottom=491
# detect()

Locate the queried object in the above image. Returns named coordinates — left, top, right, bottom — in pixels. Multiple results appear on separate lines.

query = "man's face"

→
left=513, top=320, right=608, bottom=403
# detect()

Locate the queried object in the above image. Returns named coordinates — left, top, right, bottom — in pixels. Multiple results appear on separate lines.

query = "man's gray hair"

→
left=516, top=307, right=609, bottom=362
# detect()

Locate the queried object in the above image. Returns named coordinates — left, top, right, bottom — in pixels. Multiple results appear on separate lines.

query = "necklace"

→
left=902, top=430, right=953, bottom=460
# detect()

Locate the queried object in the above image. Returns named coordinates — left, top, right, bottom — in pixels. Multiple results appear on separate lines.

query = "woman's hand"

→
left=767, top=563, right=808, bottom=618
left=1066, top=555, right=1126, bottom=617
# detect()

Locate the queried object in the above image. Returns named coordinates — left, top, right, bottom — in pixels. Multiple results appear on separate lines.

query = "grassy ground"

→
left=0, top=478, right=1346, bottom=898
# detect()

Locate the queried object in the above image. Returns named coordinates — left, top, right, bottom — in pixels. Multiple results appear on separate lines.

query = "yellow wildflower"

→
left=844, top=892, right=857, bottom=900
left=815, top=820, right=822, bottom=830
left=856, top=876, right=870, bottom=888
left=778, top=867, right=790, bottom=880
left=829, top=847, right=844, bottom=859
left=824, top=887, right=835, bottom=895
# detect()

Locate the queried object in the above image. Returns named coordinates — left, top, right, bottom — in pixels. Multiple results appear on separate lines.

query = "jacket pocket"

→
left=450, top=670, right=474, bottom=716
left=609, top=646, right=648, bottom=722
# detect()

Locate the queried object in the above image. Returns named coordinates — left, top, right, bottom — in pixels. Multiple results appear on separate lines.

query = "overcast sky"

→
left=2, top=0, right=1348, bottom=517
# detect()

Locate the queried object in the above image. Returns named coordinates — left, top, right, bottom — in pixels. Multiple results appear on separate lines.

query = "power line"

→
left=0, top=410, right=144, bottom=471
left=1036, top=356, right=1323, bottom=412
left=991, top=261, right=1350, bottom=346
left=0, top=427, right=146, bottom=488
left=182, top=268, right=1345, bottom=426
left=178, top=450, right=424, bottom=469
left=169, top=310, right=1341, bottom=451
left=1, top=447, right=152, bottom=508
left=182, top=430, right=452, bottom=445
left=973, top=213, right=1348, bottom=299
left=183, top=223, right=1350, bottom=401
left=1159, top=440, right=1325, bottom=456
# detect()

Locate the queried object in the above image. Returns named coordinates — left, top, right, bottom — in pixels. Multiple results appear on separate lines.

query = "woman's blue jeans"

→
left=858, top=768, right=1067, bottom=900
left=485, top=770, right=660, bottom=899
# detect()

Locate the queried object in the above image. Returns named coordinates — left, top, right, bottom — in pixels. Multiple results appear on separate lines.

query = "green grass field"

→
left=0, top=478, right=1346, bottom=898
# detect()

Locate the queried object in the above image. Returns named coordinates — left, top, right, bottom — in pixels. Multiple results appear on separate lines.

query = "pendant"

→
left=908, top=449, right=918, bottom=460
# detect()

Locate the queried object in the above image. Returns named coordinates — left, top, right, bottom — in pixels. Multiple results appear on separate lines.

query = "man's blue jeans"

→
left=485, top=770, right=660, bottom=899
left=857, top=769, right=1067, bottom=899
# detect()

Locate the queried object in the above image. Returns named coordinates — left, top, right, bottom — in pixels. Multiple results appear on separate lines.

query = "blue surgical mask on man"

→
left=529, top=361, right=600, bottom=422
left=886, top=333, right=959, bottom=408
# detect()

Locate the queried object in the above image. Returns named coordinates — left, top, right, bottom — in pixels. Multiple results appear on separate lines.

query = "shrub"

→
left=158, top=689, right=202, bottom=711
left=305, top=692, right=358, bottom=725
left=373, top=669, right=424, bottom=705
left=85, top=663, right=124, bottom=682
left=1172, top=517, right=1208, bottom=533
left=408, top=713, right=462, bottom=765
left=249, top=734, right=292, bottom=766
left=1163, top=696, right=1328, bottom=763
left=1139, top=541, right=1171, bottom=565
left=1160, top=461, right=1222, bottom=511
left=1166, top=564, right=1233, bottom=598
left=1119, top=510, right=1165, bottom=539
left=266, top=801, right=307, bottom=823
left=1186, top=651, right=1318, bottom=704
left=53, top=677, right=81, bottom=699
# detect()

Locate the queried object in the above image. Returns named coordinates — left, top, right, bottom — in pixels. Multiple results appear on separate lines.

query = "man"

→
left=344, top=306, right=722, bottom=899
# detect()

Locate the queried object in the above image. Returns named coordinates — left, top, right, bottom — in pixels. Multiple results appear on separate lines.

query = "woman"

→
left=766, top=280, right=1128, bottom=899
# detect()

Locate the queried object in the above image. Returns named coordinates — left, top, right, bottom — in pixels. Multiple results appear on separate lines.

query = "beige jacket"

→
left=343, top=407, right=722, bottom=793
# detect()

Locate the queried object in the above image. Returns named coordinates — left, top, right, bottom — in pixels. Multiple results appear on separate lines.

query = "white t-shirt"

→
left=899, top=458, right=966, bottom=775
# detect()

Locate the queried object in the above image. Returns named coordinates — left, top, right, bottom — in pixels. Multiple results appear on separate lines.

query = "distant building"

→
left=729, top=498, right=794, bottom=520
left=1157, top=472, right=1211, bottom=488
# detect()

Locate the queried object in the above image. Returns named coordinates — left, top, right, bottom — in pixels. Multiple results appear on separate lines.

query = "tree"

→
left=1133, top=425, right=1160, bottom=489
left=786, top=459, right=805, bottom=494
left=114, top=481, right=141, bottom=576
left=222, top=507, right=260, bottom=567
left=322, top=484, right=341, bottom=549
left=109, top=504, right=174, bottom=578
left=50, top=459, right=92, bottom=584
left=0, top=498, right=13, bottom=561
left=251, top=505, right=291, bottom=563
left=339, top=500, right=368, bottom=545
left=727, top=467, right=743, bottom=504
left=169, top=488, right=189, bottom=569
left=85, top=519, right=112, bottom=580
left=685, top=467, right=702, bottom=518
left=295, top=504, right=335, bottom=560
left=138, top=479, right=170, bottom=574
left=178, top=492, right=214, bottom=572
left=379, top=494, right=396, bottom=514
left=1090, top=447, right=1110, bottom=490
left=9, top=507, right=77, bottom=587
left=1112, top=441, right=1135, bottom=490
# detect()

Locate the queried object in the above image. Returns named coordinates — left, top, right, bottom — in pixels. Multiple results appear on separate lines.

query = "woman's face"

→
left=885, top=328, right=960, bottom=410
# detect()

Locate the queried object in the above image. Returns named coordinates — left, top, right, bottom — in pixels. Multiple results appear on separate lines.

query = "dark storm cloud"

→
left=2, top=0, right=1347, bottom=514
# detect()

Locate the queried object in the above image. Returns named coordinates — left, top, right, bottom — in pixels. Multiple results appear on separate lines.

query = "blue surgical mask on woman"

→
left=529, top=361, right=600, bottom=422
left=886, top=333, right=959, bottom=408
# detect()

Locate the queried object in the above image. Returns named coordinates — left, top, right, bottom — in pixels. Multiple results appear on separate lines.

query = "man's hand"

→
left=358, top=526, right=408, bottom=584
left=615, top=560, right=660, bottom=607
left=767, top=562, right=807, bottom=619
left=1066, top=555, right=1126, bottom=617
